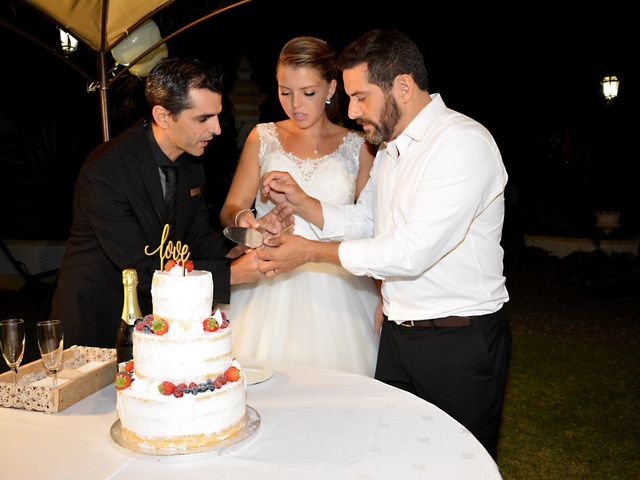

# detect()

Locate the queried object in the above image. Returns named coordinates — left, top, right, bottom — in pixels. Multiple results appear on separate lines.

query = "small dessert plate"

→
left=244, top=366, right=273, bottom=385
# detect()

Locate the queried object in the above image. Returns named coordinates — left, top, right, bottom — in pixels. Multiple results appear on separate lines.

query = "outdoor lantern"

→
left=111, top=19, right=168, bottom=78
left=601, top=75, right=619, bottom=102
left=58, top=28, right=78, bottom=55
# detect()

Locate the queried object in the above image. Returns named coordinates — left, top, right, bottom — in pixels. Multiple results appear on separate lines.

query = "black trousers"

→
left=375, top=308, right=511, bottom=459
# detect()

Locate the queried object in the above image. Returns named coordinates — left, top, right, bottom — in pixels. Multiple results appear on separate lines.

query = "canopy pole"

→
left=98, top=0, right=111, bottom=141
left=98, top=50, right=111, bottom=142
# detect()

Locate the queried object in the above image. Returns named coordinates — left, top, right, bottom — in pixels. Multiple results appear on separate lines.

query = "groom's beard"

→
left=359, top=93, right=401, bottom=145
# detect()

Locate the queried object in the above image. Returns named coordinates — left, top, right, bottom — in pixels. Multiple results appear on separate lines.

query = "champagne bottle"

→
left=116, top=268, right=142, bottom=364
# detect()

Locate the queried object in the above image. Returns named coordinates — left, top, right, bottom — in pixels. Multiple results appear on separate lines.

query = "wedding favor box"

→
left=0, top=346, right=116, bottom=413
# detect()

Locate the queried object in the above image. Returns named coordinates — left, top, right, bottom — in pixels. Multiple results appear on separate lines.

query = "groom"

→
left=256, top=29, right=511, bottom=459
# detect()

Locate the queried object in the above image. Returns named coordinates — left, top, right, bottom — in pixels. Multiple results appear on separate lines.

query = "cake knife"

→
left=223, top=226, right=264, bottom=248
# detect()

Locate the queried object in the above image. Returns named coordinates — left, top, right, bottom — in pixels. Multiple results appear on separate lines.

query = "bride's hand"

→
left=256, top=203, right=295, bottom=239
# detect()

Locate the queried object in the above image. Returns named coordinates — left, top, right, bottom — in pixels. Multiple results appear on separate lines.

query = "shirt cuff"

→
left=319, top=201, right=346, bottom=239
left=338, top=238, right=375, bottom=278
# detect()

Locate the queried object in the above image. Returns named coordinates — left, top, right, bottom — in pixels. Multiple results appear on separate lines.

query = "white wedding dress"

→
left=228, top=122, right=379, bottom=376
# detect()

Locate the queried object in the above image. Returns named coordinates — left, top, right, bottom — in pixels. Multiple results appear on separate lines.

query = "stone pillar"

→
left=228, top=55, right=266, bottom=148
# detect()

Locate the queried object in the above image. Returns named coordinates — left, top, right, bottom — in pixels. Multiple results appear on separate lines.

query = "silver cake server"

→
left=223, top=226, right=264, bottom=248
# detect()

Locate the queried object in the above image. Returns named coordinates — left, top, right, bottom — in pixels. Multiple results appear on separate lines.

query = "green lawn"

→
left=497, top=334, right=640, bottom=479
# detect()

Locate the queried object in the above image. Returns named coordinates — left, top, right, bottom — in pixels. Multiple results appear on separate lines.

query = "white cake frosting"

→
left=116, top=269, right=246, bottom=450
left=133, top=328, right=232, bottom=383
left=117, top=369, right=245, bottom=447
left=151, top=269, right=213, bottom=329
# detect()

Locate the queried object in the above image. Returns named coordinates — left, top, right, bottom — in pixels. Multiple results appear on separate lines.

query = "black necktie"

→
left=161, top=164, right=178, bottom=230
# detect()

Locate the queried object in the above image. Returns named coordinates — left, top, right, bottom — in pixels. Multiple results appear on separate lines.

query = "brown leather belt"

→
left=399, top=316, right=470, bottom=328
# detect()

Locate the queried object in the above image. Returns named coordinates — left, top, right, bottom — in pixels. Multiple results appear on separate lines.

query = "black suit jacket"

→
left=50, top=121, right=231, bottom=348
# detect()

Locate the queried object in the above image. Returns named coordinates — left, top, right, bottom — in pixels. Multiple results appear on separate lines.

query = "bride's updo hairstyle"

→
left=277, top=36, right=341, bottom=122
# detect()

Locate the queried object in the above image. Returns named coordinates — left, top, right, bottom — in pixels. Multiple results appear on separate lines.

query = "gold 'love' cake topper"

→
left=144, top=224, right=191, bottom=275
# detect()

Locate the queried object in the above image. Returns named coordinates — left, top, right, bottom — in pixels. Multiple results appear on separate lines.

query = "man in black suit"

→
left=50, top=57, right=266, bottom=348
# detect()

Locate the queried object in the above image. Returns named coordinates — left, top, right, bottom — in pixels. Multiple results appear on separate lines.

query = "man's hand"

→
left=230, top=249, right=265, bottom=284
left=262, top=171, right=323, bottom=228
left=257, top=234, right=309, bottom=277
left=261, top=171, right=309, bottom=212
left=225, top=244, right=247, bottom=259
left=373, top=279, right=384, bottom=336
left=374, top=299, right=384, bottom=336
left=257, top=234, right=341, bottom=277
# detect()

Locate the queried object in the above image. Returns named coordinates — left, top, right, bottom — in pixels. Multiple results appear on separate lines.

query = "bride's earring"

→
left=325, top=97, right=332, bottom=105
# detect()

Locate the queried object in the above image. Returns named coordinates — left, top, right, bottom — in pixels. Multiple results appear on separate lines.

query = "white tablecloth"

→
left=0, top=361, right=502, bottom=479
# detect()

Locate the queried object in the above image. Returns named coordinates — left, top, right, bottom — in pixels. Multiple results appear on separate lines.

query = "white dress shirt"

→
left=320, top=94, right=509, bottom=322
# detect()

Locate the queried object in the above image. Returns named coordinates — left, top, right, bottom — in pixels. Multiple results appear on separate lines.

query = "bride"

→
left=220, top=36, right=380, bottom=376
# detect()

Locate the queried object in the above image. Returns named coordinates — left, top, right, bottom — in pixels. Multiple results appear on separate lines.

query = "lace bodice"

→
left=255, top=122, right=365, bottom=237
left=230, top=123, right=379, bottom=377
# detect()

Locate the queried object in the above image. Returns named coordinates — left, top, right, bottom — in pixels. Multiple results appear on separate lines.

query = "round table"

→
left=0, top=360, right=502, bottom=479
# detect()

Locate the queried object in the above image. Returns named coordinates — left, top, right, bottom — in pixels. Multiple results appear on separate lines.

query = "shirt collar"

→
left=383, top=93, right=446, bottom=159
left=145, top=123, right=180, bottom=168
left=403, top=93, right=446, bottom=142
left=384, top=140, right=400, bottom=160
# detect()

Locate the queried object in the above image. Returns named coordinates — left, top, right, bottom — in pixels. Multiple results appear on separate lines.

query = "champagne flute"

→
left=36, top=320, right=64, bottom=387
left=0, top=318, right=26, bottom=384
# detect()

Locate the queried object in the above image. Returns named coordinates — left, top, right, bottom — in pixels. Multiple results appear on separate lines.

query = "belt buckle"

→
left=402, top=320, right=419, bottom=328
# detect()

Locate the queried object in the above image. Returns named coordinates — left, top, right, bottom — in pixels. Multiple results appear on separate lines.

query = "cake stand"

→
left=110, top=405, right=260, bottom=460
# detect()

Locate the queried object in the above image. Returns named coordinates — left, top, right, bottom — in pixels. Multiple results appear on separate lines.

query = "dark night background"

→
left=1, top=0, right=637, bottom=246
left=1, top=5, right=638, bottom=474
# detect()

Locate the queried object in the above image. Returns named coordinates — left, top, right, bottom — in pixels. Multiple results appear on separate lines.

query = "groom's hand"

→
left=261, top=171, right=307, bottom=211
left=257, top=234, right=309, bottom=275
left=262, top=171, right=324, bottom=228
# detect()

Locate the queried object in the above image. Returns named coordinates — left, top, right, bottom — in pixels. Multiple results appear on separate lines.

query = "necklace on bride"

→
left=302, top=136, right=320, bottom=156
left=298, top=135, right=319, bottom=156
left=285, top=126, right=323, bottom=157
